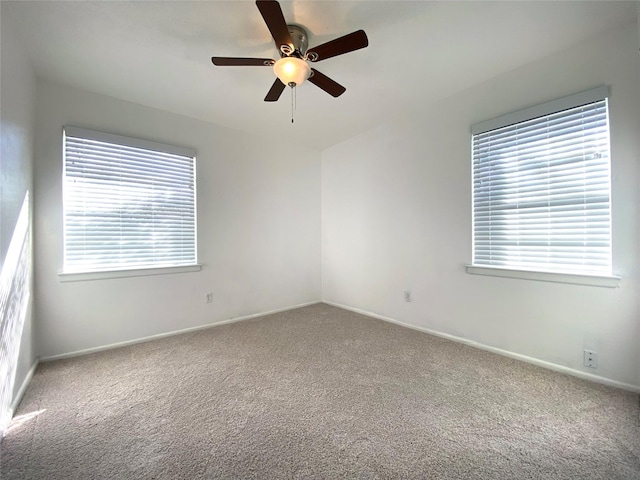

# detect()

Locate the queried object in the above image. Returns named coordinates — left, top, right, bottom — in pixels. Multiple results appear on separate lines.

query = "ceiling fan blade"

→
left=211, top=57, right=274, bottom=66
left=307, top=30, right=368, bottom=62
left=264, top=78, right=286, bottom=102
left=308, top=69, right=346, bottom=98
left=256, top=0, right=293, bottom=52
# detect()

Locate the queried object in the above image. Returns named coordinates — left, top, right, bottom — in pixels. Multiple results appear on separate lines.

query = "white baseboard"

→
left=10, top=359, right=39, bottom=416
left=2, top=360, right=39, bottom=439
left=323, top=300, right=640, bottom=394
left=40, top=301, right=321, bottom=362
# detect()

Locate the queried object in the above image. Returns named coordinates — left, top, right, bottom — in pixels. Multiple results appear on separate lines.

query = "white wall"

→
left=636, top=2, right=640, bottom=384
left=34, top=81, right=321, bottom=357
left=1, top=12, right=36, bottom=416
left=322, top=23, right=640, bottom=387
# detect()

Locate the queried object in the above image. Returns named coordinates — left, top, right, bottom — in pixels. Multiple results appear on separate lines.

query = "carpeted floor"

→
left=1, top=303, right=639, bottom=479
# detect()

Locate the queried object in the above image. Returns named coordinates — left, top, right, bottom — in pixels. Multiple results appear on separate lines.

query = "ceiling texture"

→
left=2, top=1, right=637, bottom=150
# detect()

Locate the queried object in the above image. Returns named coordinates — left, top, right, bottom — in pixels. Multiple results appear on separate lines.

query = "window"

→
left=471, top=87, right=613, bottom=278
left=63, top=127, right=197, bottom=275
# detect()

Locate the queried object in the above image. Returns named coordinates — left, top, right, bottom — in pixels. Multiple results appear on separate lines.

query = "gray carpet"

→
left=1, top=303, right=639, bottom=479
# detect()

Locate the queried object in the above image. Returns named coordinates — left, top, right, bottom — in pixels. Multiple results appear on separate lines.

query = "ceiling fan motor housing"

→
left=281, top=24, right=309, bottom=58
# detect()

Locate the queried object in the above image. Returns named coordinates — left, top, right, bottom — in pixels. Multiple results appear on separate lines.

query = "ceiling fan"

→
left=211, top=0, right=369, bottom=102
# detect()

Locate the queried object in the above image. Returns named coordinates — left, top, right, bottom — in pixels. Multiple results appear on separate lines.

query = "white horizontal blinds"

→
left=63, top=128, right=196, bottom=273
left=472, top=94, right=611, bottom=275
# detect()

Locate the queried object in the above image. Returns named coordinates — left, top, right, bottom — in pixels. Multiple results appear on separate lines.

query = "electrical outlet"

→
left=404, top=290, right=412, bottom=302
left=584, top=349, right=597, bottom=369
left=205, top=292, right=213, bottom=304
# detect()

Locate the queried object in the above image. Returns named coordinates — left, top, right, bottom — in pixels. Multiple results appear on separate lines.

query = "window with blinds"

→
left=471, top=87, right=612, bottom=275
left=63, top=127, right=197, bottom=274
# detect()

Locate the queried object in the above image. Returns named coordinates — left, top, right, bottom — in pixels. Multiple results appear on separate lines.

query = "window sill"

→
left=465, top=265, right=620, bottom=288
left=58, top=264, right=202, bottom=282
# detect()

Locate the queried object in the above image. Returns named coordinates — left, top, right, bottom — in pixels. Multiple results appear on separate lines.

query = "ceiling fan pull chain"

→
left=291, top=85, right=294, bottom=124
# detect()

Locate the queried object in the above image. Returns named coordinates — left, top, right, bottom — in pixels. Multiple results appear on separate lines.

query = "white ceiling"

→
left=3, top=1, right=637, bottom=150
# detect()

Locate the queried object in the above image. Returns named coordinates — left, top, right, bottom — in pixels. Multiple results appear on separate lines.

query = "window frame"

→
left=467, top=87, right=620, bottom=288
left=59, top=126, right=201, bottom=281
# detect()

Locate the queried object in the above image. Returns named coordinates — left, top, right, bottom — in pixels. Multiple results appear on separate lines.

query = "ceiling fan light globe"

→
left=273, top=57, right=310, bottom=87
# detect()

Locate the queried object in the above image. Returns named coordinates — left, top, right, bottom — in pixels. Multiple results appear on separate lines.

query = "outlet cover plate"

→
left=583, top=349, right=598, bottom=368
